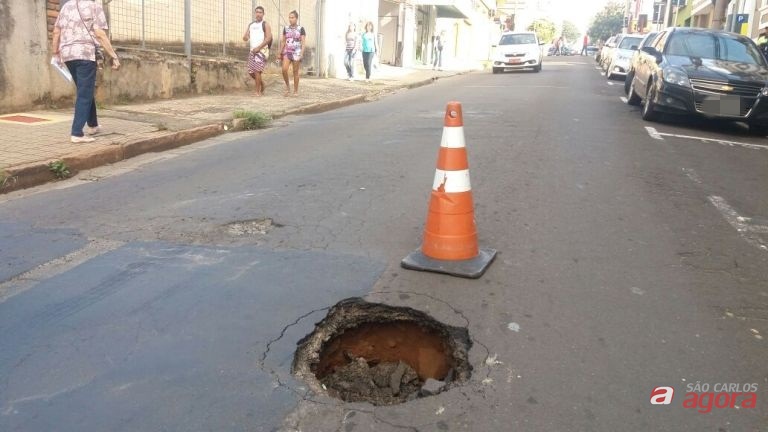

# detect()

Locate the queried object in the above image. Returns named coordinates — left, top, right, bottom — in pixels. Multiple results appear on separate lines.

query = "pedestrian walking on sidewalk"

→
left=279, top=10, right=306, bottom=96
left=52, top=0, right=120, bottom=144
left=344, top=23, right=359, bottom=80
left=243, top=6, right=273, bottom=96
left=580, top=34, right=589, bottom=56
left=433, top=31, right=444, bottom=70
left=361, top=21, right=378, bottom=82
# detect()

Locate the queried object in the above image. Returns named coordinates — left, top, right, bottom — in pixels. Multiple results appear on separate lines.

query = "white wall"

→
left=1, top=0, right=71, bottom=113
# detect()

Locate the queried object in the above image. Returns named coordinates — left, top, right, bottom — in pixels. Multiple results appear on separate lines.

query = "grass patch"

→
left=48, top=160, right=71, bottom=179
left=234, top=109, right=271, bottom=130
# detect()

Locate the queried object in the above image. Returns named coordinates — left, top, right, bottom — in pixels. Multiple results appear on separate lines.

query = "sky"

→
left=549, top=0, right=615, bottom=32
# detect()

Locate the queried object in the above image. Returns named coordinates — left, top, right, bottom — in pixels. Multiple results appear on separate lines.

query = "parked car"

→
left=492, top=31, right=543, bottom=73
left=596, top=36, right=617, bottom=66
left=624, top=32, right=659, bottom=94
left=604, top=34, right=644, bottom=79
left=586, top=45, right=599, bottom=56
left=627, top=27, right=768, bottom=135
left=600, top=34, right=641, bottom=72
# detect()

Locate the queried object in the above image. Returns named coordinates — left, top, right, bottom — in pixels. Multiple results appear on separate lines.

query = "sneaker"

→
left=71, top=135, right=96, bottom=143
left=86, top=126, right=101, bottom=135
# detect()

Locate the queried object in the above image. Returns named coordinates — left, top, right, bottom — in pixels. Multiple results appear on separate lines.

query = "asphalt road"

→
left=1, top=56, right=767, bottom=431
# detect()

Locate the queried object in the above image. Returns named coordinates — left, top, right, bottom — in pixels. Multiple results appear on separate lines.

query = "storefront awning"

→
left=436, top=5, right=469, bottom=19
left=414, top=0, right=472, bottom=19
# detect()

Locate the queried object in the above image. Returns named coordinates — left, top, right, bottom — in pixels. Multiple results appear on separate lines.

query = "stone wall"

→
left=0, top=0, right=296, bottom=114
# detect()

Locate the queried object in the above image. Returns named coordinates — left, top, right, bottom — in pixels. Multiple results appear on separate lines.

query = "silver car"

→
left=605, top=35, right=645, bottom=80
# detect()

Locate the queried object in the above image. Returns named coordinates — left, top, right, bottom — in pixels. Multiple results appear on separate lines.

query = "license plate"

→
left=701, top=95, right=742, bottom=116
left=508, top=58, right=522, bottom=64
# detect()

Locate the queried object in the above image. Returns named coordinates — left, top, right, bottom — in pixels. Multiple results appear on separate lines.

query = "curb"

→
left=1, top=124, right=223, bottom=194
left=1, top=72, right=450, bottom=194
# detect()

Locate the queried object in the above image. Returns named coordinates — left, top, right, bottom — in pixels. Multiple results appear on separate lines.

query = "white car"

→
left=604, top=34, right=644, bottom=80
left=492, top=32, right=543, bottom=73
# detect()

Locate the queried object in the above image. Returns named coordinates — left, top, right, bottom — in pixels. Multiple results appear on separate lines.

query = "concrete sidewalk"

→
left=0, top=65, right=467, bottom=193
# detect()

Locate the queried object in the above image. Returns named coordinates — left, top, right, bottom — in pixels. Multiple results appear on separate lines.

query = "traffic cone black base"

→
left=401, top=247, right=497, bottom=279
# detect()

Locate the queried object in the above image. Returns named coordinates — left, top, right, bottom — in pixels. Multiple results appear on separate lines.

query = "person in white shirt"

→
left=242, top=6, right=273, bottom=96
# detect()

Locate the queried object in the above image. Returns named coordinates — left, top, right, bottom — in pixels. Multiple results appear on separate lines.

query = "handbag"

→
left=76, top=1, right=105, bottom=65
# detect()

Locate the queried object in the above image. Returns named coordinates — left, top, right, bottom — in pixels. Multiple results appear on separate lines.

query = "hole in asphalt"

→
left=223, top=218, right=282, bottom=236
left=292, top=298, right=471, bottom=406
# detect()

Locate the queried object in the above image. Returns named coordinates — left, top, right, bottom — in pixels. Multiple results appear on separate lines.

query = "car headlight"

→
left=662, top=67, right=691, bottom=88
left=761, top=87, right=768, bottom=96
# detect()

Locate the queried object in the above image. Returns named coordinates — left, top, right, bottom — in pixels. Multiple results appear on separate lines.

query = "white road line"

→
left=620, top=96, right=628, bottom=103
left=708, top=196, right=768, bottom=251
left=644, top=129, right=768, bottom=151
left=607, top=81, right=615, bottom=86
left=645, top=126, right=665, bottom=140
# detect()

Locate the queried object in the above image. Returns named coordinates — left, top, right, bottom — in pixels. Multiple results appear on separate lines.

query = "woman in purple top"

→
left=278, top=10, right=306, bottom=96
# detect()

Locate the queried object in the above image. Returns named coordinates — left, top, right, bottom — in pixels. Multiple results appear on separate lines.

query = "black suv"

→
left=626, top=27, right=768, bottom=134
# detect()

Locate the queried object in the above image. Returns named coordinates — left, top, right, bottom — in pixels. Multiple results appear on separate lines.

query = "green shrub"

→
left=234, top=109, right=271, bottom=130
left=48, top=160, right=71, bottom=179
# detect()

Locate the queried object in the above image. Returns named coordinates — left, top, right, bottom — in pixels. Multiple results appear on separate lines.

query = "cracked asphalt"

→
left=1, top=56, right=767, bottom=431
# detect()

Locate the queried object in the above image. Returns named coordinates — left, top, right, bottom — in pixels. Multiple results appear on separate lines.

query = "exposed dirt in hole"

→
left=315, top=322, right=451, bottom=380
left=292, top=298, right=471, bottom=405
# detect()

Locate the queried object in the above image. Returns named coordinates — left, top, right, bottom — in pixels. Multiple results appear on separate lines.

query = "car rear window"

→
left=618, top=37, right=643, bottom=49
left=500, top=34, right=537, bottom=45
left=666, top=32, right=765, bottom=65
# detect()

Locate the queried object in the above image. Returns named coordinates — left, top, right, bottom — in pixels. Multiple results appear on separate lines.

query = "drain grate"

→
left=293, top=298, right=471, bottom=405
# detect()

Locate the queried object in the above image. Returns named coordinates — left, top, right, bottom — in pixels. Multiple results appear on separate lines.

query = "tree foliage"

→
left=561, top=21, right=580, bottom=43
left=588, top=1, right=625, bottom=42
left=528, top=18, right=556, bottom=44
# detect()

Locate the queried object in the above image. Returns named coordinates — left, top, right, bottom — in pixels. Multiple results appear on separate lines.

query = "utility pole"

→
left=711, top=0, right=731, bottom=29
left=665, top=0, right=673, bottom=27
left=623, top=0, right=631, bottom=33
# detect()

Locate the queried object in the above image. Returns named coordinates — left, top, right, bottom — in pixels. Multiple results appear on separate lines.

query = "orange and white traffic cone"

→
left=401, top=101, right=496, bottom=279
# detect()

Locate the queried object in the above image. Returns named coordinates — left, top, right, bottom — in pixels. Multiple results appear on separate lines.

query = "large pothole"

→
left=292, top=298, right=471, bottom=405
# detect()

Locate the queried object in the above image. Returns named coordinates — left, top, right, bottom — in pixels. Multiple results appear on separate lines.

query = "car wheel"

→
left=605, top=64, right=614, bottom=80
left=492, top=67, right=501, bottom=74
left=641, top=81, right=660, bottom=121
left=748, top=123, right=768, bottom=136
left=534, top=63, right=542, bottom=72
left=624, top=71, right=633, bottom=95
left=627, top=78, right=642, bottom=106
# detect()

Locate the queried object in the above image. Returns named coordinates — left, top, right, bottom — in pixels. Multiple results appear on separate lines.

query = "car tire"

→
left=627, top=78, right=642, bottom=106
left=534, top=63, right=542, bottom=72
left=492, top=67, right=501, bottom=74
left=624, top=71, right=633, bottom=95
left=641, top=81, right=660, bottom=122
left=605, top=64, right=614, bottom=80
left=748, top=123, right=768, bottom=136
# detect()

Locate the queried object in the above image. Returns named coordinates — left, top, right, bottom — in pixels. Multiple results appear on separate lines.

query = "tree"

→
left=561, top=21, right=580, bottom=42
left=587, top=1, right=625, bottom=43
left=528, top=18, right=556, bottom=44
